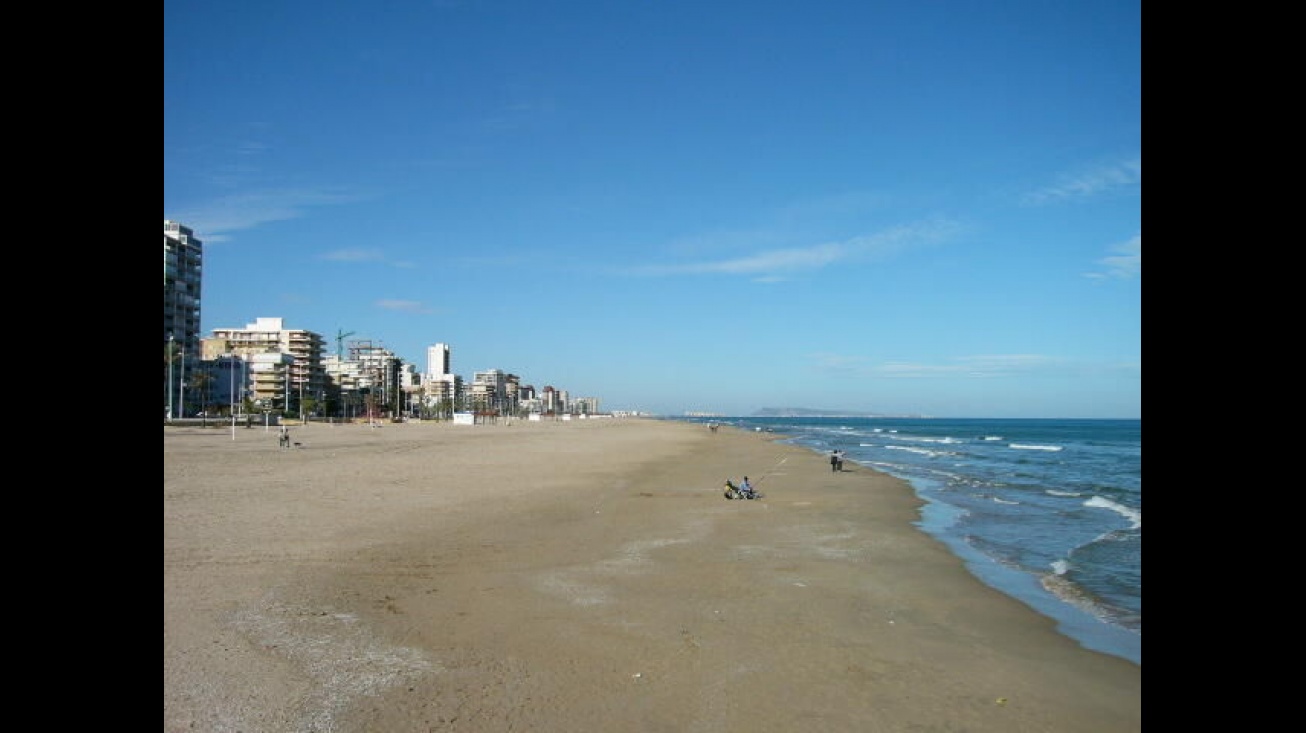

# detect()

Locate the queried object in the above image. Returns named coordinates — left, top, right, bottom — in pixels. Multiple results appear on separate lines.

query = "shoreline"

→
left=165, top=417, right=1141, bottom=732
left=714, top=416, right=1142, bottom=666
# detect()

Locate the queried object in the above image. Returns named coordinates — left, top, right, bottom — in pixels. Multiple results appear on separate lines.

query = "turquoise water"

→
left=676, top=416, right=1141, bottom=666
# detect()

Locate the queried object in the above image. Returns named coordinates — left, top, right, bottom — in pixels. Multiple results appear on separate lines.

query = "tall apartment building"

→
left=348, top=339, right=403, bottom=416
left=419, top=342, right=460, bottom=415
left=426, top=343, right=451, bottom=378
left=470, top=369, right=506, bottom=412
left=164, top=220, right=203, bottom=412
left=209, top=317, right=326, bottom=413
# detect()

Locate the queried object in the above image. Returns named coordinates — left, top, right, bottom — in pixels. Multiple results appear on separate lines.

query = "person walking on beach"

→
left=279, top=425, right=291, bottom=448
left=830, top=450, right=839, bottom=472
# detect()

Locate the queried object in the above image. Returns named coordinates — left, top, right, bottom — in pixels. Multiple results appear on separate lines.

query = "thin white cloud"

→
left=1023, top=159, right=1141, bottom=205
left=375, top=299, right=434, bottom=314
left=880, top=354, right=1063, bottom=378
left=628, top=219, right=960, bottom=277
left=320, top=248, right=416, bottom=270
left=1085, top=234, right=1141, bottom=280
left=663, top=191, right=895, bottom=258
left=167, top=187, right=367, bottom=243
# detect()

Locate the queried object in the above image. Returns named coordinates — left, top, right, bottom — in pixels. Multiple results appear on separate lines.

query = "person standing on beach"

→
left=830, top=450, right=839, bottom=472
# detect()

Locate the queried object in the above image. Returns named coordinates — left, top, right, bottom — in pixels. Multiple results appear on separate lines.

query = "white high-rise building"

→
left=420, top=343, right=458, bottom=414
left=426, top=343, right=451, bottom=377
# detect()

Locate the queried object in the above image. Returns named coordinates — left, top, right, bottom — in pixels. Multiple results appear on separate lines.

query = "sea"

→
left=674, top=415, right=1141, bottom=666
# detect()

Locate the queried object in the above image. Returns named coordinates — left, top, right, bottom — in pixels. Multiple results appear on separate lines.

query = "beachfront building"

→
left=209, top=317, right=326, bottom=417
left=541, top=386, right=565, bottom=415
left=571, top=397, right=600, bottom=415
left=193, top=340, right=246, bottom=415
left=164, top=220, right=203, bottom=417
left=247, top=352, right=295, bottom=412
left=349, top=340, right=402, bottom=418
left=503, top=373, right=521, bottom=415
left=469, top=369, right=505, bottom=414
left=421, top=373, right=461, bottom=417
left=426, top=343, right=451, bottom=379
left=323, top=354, right=363, bottom=418
left=398, top=362, right=421, bottom=418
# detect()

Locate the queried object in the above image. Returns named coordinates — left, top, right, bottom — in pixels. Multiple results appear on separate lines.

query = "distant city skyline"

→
left=165, top=1, right=1140, bottom=418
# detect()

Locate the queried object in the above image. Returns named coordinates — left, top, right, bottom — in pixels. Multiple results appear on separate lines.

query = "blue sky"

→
left=164, top=0, right=1140, bottom=419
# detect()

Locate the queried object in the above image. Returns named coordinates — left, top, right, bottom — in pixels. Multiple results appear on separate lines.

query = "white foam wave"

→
left=884, top=445, right=951, bottom=458
left=1040, top=570, right=1122, bottom=628
left=893, top=435, right=964, bottom=445
left=979, top=435, right=1003, bottom=441
left=1009, top=443, right=1063, bottom=451
left=1085, top=495, right=1141, bottom=529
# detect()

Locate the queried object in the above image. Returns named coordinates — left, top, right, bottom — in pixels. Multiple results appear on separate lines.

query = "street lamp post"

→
left=167, top=333, right=175, bottom=421
left=177, top=342, right=186, bottom=419
left=229, top=353, right=237, bottom=440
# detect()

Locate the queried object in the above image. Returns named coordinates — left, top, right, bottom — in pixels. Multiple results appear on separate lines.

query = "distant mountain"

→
left=751, top=407, right=883, bottom=418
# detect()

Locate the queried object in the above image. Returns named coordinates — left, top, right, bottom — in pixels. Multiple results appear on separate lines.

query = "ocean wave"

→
left=1009, top=443, right=1063, bottom=451
left=1041, top=569, right=1108, bottom=618
left=892, top=435, right=965, bottom=445
left=1085, top=495, right=1141, bottom=529
left=1041, top=565, right=1142, bottom=635
left=883, top=445, right=954, bottom=458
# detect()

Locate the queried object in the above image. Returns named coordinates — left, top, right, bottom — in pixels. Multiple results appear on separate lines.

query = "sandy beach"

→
left=164, top=417, right=1141, bottom=732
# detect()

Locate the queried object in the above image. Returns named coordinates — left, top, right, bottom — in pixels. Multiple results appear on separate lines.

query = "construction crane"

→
left=335, top=328, right=356, bottom=360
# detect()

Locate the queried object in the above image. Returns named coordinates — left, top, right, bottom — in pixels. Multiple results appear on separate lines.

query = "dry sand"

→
left=164, top=417, right=1141, bottom=732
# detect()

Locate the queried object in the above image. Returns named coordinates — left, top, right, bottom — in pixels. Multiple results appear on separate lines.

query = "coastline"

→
left=165, top=417, right=1141, bottom=732
left=711, top=415, right=1143, bottom=666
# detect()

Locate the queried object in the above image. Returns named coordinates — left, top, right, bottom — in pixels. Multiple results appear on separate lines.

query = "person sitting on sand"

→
left=724, top=479, right=739, bottom=499
left=740, top=476, right=757, bottom=499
